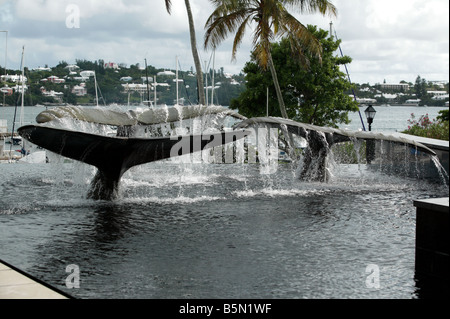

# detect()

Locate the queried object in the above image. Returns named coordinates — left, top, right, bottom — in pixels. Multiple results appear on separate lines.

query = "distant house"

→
left=104, top=62, right=119, bottom=70
left=41, top=75, right=65, bottom=84
left=41, top=87, right=64, bottom=101
left=404, top=99, right=421, bottom=106
left=65, top=65, right=80, bottom=72
left=32, top=67, right=51, bottom=72
left=72, top=85, right=87, bottom=96
left=0, top=86, right=13, bottom=95
left=80, top=71, right=95, bottom=78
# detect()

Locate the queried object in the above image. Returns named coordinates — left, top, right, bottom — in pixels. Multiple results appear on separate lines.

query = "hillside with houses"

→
left=0, top=60, right=246, bottom=107
left=0, top=60, right=448, bottom=108
left=352, top=79, right=449, bottom=107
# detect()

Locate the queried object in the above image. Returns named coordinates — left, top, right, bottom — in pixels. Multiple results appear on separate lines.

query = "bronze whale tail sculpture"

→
left=19, top=105, right=249, bottom=200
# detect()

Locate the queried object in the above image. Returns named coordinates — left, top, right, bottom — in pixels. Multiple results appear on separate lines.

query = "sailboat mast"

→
left=331, top=22, right=366, bottom=131
left=204, top=60, right=208, bottom=107
left=154, top=75, right=157, bottom=107
left=1, top=30, right=7, bottom=108
left=9, top=45, right=25, bottom=161
left=176, top=56, right=179, bottom=105
left=94, top=71, right=99, bottom=107
left=211, top=50, right=215, bottom=106
left=20, top=46, right=25, bottom=126
left=145, top=58, right=151, bottom=107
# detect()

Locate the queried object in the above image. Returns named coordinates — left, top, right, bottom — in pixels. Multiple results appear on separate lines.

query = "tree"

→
left=414, top=75, right=427, bottom=99
left=231, top=26, right=359, bottom=128
left=204, top=0, right=336, bottom=119
left=165, top=0, right=206, bottom=105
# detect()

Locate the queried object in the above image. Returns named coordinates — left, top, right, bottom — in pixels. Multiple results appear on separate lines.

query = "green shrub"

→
left=402, top=113, right=449, bottom=141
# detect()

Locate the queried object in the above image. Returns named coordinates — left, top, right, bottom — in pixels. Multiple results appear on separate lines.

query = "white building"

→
left=13, top=84, right=28, bottom=93
left=80, top=70, right=96, bottom=78
left=379, top=83, right=409, bottom=91
left=428, top=91, right=449, bottom=100
left=157, top=70, right=175, bottom=76
left=404, top=99, right=421, bottom=106
left=65, top=65, right=80, bottom=72
left=122, top=84, right=149, bottom=94
left=355, top=97, right=377, bottom=104
left=32, top=67, right=51, bottom=72
left=375, top=93, right=398, bottom=100
left=41, top=88, right=64, bottom=101
left=1, top=74, right=27, bottom=83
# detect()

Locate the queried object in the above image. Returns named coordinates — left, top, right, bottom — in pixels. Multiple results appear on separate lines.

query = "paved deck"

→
left=0, top=260, right=71, bottom=299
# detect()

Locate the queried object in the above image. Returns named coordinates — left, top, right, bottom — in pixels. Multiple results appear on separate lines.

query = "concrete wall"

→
left=414, top=197, right=449, bottom=299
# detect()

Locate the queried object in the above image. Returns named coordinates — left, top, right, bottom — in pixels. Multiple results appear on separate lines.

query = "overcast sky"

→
left=0, top=0, right=448, bottom=85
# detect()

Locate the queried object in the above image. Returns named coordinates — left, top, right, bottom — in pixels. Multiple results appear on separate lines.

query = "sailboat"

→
left=7, top=46, right=25, bottom=154
left=8, top=46, right=46, bottom=163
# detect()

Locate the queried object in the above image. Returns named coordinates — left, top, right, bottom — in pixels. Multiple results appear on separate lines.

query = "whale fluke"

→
left=234, top=117, right=436, bottom=156
left=18, top=125, right=249, bottom=200
left=235, top=117, right=437, bottom=182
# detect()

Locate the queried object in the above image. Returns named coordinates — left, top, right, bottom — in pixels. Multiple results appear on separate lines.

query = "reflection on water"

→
left=0, top=159, right=448, bottom=299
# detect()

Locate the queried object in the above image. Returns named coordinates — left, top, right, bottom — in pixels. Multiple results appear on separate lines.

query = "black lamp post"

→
left=364, top=105, right=377, bottom=131
left=364, top=105, right=377, bottom=164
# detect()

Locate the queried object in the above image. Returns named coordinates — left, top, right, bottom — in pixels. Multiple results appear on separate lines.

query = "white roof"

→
left=157, top=70, right=175, bottom=76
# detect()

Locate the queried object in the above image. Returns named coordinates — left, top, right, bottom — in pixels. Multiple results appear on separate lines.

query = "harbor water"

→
left=0, top=105, right=448, bottom=299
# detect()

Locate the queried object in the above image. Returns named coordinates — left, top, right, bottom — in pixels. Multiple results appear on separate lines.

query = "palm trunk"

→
left=185, top=0, right=206, bottom=106
left=267, top=52, right=288, bottom=119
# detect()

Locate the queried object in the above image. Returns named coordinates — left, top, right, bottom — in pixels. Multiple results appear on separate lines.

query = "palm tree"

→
left=165, top=0, right=206, bottom=105
left=204, top=0, right=337, bottom=119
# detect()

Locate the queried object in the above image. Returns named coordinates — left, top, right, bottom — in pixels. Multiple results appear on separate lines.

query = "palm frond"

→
left=165, top=0, right=172, bottom=14
left=286, top=0, right=337, bottom=16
